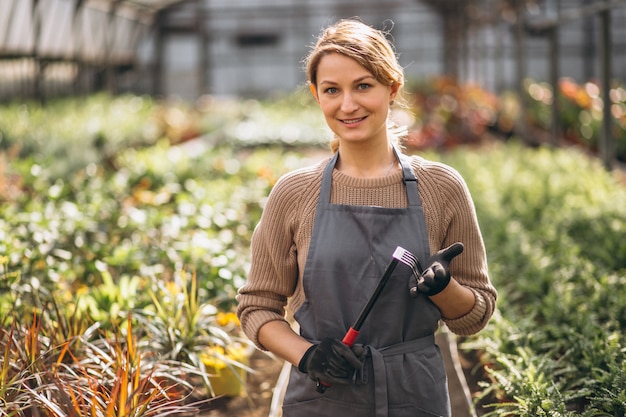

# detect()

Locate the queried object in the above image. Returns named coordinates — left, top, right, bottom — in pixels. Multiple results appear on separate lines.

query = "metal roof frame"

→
left=0, top=0, right=189, bottom=61
left=0, top=0, right=190, bottom=101
left=85, top=0, right=190, bottom=14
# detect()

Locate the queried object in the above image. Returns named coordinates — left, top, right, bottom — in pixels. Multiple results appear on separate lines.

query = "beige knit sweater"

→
left=237, top=154, right=497, bottom=350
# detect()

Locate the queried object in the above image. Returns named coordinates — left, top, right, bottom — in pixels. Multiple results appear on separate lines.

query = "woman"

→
left=236, top=19, right=497, bottom=417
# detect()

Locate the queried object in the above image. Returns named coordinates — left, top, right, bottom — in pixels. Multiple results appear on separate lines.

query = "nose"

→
left=340, top=92, right=359, bottom=113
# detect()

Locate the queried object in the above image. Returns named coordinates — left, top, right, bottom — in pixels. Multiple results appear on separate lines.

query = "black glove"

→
left=298, top=337, right=362, bottom=385
left=409, top=242, right=464, bottom=297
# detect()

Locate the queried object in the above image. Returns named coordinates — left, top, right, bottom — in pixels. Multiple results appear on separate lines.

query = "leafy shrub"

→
left=520, top=77, right=626, bottom=160
left=405, top=76, right=500, bottom=149
left=0, top=312, right=206, bottom=416
left=0, top=93, right=309, bottom=413
left=436, top=142, right=626, bottom=416
left=2, top=90, right=624, bottom=415
left=405, top=76, right=626, bottom=162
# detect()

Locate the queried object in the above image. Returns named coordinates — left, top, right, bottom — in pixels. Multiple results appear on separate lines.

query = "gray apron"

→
left=283, top=151, right=451, bottom=417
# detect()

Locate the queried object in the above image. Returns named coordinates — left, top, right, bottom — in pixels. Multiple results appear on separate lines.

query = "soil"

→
left=458, top=346, right=494, bottom=416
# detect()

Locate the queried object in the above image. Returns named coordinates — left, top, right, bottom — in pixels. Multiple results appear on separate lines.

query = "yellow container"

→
left=201, top=344, right=251, bottom=397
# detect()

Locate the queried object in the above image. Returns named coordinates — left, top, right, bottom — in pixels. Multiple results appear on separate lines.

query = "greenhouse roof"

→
left=101, top=0, right=188, bottom=12
left=0, top=0, right=188, bottom=61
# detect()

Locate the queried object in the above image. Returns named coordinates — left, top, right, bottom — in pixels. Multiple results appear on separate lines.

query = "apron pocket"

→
left=390, top=404, right=443, bottom=417
left=283, top=397, right=372, bottom=417
left=384, top=345, right=450, bottom=415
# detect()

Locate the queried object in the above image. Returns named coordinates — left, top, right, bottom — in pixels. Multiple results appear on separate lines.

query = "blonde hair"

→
left=304, top=19, right=407, bottom=153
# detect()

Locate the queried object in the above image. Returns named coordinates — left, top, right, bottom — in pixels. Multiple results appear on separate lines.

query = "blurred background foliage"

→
left=0, top=77, right=624, bottom=415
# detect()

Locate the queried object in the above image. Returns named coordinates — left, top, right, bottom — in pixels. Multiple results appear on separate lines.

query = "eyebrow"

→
left=318, top=75, right=376, bottom=86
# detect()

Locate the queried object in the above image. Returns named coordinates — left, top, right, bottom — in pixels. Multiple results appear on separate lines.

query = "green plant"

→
left=0, top=94, right=166, bottom=180
left=56, top=316, right=205, bottom=417
left=3, top=90, right=624, bottom=416
left=134, top=269, right=253, bottom=397
left=0, top=310, right=208, bottom=416
left=0, top=256, right=21, bottom=320
left=77, top=264, right=144, bottom=325
left=204, top=87, right=328, bottom=148
left=437, top=142, right=626, bottom=416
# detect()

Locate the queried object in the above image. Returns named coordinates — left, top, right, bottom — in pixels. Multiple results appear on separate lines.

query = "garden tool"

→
left=316, top=246, right=423, bottom=393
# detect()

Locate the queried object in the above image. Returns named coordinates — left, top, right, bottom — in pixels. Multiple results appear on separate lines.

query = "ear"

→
left=309, top=83, right=320, bottom=103
left=389, top=82, right=400, bottom=102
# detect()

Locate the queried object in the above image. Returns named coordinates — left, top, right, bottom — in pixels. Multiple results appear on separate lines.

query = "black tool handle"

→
left=315, top=254, right=402, bottom=393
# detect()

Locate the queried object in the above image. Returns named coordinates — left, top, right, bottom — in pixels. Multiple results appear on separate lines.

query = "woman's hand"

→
left=409, top=242, right=464, bottom=296
left=408, top=242, right=477, bottom=320
left=298, top=338, right=362, bottom=385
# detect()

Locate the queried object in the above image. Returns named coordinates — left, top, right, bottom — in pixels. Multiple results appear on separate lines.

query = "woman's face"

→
left=313, top=52, right=397, bottom=146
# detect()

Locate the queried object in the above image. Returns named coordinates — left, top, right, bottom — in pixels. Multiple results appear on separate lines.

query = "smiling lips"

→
left=340, top=116, right=367, bottom=125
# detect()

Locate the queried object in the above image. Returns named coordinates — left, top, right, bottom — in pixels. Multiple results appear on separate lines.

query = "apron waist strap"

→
left=365, top=333, right=435, bottom=417
left=379, top=333, right=435, bottom=356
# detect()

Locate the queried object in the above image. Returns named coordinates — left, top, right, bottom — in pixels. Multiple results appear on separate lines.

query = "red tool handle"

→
left=342, top=327, right=359, bottom=347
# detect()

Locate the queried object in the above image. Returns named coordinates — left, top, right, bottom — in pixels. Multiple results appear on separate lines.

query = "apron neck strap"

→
left=320, top=152, right=339, bottom=204
left=320, top=149, right=421, bottom=207
left=396, top=150, right=421, bottom=207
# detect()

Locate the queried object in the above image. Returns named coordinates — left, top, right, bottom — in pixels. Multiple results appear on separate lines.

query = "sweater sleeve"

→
left=415, top=159, right=497, bottom=335
left=236, top=167, right=317, bottom=350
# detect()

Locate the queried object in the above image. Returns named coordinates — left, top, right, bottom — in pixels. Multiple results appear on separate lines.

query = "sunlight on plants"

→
left=1, top=87, right=624, bottom=416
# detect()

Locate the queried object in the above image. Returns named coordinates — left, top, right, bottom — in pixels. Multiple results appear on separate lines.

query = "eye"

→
left=357, top=83, right=371, bottom=90
left=324, top=87, right=339, bottom=94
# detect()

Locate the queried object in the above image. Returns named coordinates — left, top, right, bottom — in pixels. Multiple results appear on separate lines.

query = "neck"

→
left=335, top=142, right=398, bottom=178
